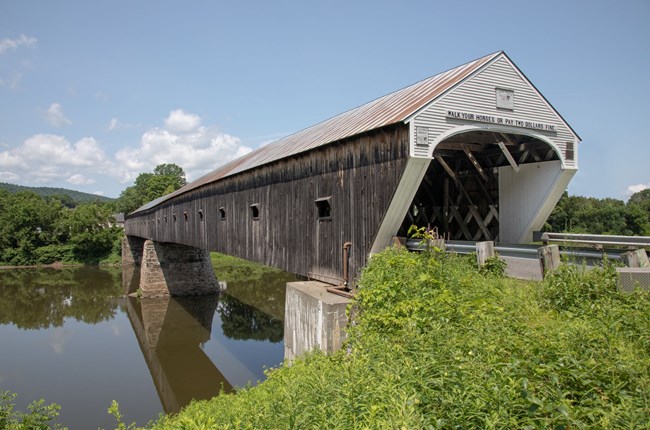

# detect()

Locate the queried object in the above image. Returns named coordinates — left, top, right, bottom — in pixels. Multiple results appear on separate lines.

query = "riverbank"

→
left=112, top=247, right=649, bottom=429
left=0, top=260, right=121, bottom=270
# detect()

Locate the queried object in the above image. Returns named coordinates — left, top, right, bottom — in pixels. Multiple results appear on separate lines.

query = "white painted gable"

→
left=410, top=53, right=580, bottom=170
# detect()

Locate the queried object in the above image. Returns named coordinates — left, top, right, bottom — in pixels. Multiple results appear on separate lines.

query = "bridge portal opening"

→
left=398, top=130, right=560, bottom=242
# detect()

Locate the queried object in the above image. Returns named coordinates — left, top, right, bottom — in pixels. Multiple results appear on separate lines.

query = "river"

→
left=0, top=261, right=298, bottom=429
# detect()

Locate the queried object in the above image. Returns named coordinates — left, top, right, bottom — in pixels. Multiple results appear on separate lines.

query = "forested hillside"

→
left=0, top=182, right=114, bottom=207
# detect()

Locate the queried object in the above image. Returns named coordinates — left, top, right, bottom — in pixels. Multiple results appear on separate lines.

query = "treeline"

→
left=0, top=163, right=188, bottom=266
left=0, top=190, right=122, bottom=265
left=545, top=189, right=650, bottom=236
left=0, top=181, right=114, bottom=206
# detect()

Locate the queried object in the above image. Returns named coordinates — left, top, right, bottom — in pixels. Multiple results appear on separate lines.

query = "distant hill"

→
left=0, top=182, right=115, bottom=205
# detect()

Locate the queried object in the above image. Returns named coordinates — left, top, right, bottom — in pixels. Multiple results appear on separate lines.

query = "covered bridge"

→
left=125, top=51, right=580, bottom=285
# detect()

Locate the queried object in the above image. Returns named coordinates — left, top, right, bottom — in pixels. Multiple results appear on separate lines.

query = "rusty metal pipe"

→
left=342, top=242, right=352, bottom=288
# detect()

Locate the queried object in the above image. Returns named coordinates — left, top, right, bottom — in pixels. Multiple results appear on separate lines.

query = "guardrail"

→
left=538, top=232, right=650, bottom=249
left=403, top=236, right=649, bottom=287
left=405, top=239, right=625, bottom=263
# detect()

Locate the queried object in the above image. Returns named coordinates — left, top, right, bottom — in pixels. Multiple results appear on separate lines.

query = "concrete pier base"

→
left=139, top=239, right=220, bottom=298
left=284, top=281, right=352, bottom=361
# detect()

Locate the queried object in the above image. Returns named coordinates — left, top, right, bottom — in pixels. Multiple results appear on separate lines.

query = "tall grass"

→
left=124, top=248, right=649, bottom=429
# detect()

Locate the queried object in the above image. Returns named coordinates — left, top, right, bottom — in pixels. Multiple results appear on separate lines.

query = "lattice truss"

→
left=399, top=131, right=559, bottom=241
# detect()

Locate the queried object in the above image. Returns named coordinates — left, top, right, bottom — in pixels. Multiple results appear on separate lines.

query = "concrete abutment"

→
left=284, top=281, right=352, bottom=361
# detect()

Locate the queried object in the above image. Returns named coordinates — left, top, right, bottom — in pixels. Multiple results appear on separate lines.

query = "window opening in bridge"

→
left=173, top=213, right=177, bottom=222
left=184, top=211, right=189, bottom=222
left=198, top=210, right=204, bottom=221
left=565, top=142, right=575, bottom=161
left=219, top=207, right=226, bottom=220
left=164, top=215, right=168, bottom=223
left=315, top=197, right=332, bottom=221
left=250, top=203, right=260, bottom=220
left=157, top=218, right=160, bottom=224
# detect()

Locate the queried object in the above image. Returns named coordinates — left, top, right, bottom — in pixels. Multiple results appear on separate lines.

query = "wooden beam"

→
left=497, top=141, right=520, bottom=172
left=443, top=178, right=449, bottom=234
left=449, top=205, right=472, bottom=240
left=461, top=144, right=488, bottom=182
left=518, top=150, right=530, bottom=164
left=435, top=155, right=459, bottom=185
left=544, top=148, right=556, bottom=161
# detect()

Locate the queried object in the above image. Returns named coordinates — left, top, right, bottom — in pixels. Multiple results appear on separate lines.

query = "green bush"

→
left=33, top=244, right=76, bottom=265
left=118, top=248, right=649, bottom=429
left=0, top=391, right=64, bottom=430
left=479, top=254, right=507, bottom=278
left=541, top=261, right=618, bottom=313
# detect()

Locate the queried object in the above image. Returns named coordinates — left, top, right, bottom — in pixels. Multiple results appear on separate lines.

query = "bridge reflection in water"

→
left=125, top=291, right=283, bottom=414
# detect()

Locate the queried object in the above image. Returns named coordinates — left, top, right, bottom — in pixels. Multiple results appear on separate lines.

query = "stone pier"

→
left=139, top=239, right=220, bottom=298
left=122, top=236, right=146, bottom=295
left=122, top=235, right=220, bottom=298
left=122, top=235, right=145, bottom=266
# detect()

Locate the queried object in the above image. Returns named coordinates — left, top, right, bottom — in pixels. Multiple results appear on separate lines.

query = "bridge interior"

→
left=399, top=131, right=560, bottom=241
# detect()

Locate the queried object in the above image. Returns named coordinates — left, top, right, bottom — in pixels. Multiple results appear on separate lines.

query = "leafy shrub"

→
left=0, top=391, right=64, bottom=430
left=541, top=261, right=618, bottom=313
left=479, top=254, right=507, bottom=278
left=33, top=244, right=76, bottom=265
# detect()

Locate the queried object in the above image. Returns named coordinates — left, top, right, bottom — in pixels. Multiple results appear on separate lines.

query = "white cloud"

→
left=114, top=123, right=252, bottom=183
left=0, top=110, right=253, bottom=194
left=67, top=173, right=95, bottom=185
left=0, top=171, right=19, bottom=182
left=108, top=118, right=119, bottom=131
left=626, top=183, right=650, bottom=196
left=164, top=109, right=201, bottom=132
left=0, top=34, right=37, bottom=55
left=45, top=103, right=72, bottom=127
left=0, top=134, right=113, bottom=185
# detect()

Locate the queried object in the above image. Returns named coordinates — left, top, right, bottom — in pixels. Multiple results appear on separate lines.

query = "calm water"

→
left=0, top=265, right=296, bottom=429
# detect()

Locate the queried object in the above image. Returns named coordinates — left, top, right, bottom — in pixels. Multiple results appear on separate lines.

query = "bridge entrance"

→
left=398, top=130, right=561, bottom=242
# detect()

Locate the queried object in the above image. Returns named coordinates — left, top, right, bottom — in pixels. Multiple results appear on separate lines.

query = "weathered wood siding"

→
left=125, top=124, right=410, bottom=284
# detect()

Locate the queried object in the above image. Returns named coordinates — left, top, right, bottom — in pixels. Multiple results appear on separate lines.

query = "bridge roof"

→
left=133, top=51, right=503, bottom=213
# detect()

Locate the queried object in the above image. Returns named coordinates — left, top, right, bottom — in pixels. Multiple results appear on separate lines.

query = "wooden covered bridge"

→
left=124, top=51, right=580, bottom=295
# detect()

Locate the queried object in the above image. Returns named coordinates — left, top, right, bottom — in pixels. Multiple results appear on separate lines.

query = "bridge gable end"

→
left=409, top=53, right=580, bottom=169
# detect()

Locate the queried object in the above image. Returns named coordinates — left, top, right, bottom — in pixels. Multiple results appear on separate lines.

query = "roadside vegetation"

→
left=101, top=246, right=648, bottom=429
left=545, top=189, right=650, bottom=235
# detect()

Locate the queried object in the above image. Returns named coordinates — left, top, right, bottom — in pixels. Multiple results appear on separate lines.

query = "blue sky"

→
left=1, top=0, right=648, bottom=199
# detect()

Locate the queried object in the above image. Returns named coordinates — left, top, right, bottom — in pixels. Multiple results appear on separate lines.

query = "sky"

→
left=0, top=0, right=649, bottom=199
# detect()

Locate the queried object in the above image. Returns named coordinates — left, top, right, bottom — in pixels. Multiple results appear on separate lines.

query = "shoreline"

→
left=0, top=262, right=121, bottom=270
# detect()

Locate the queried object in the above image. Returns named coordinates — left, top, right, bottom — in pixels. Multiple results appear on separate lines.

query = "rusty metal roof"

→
left=132, top=51, right=502, bottom=214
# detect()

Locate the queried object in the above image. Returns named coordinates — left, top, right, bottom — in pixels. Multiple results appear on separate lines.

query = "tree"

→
left=628, top=188, right=650, bottom=205
left=0, top=191, right=64, bottom=264
left=627, top=188, right=650, bottom=235
left=60, top=203, right=122, bottom=263
left=154, top=163, right=187, bottom=188
left=545, top=191, right=650, bottom=236
left=115, top=163, right=187, bottom=214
